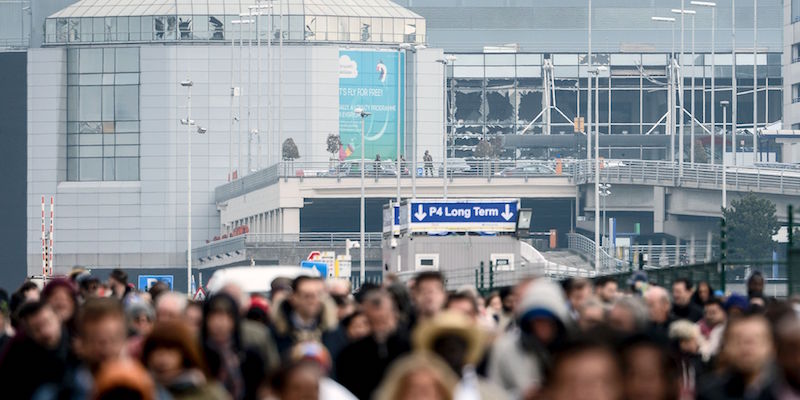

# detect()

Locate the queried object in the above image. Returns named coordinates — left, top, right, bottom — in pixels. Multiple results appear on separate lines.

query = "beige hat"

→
left=412, top=311, right=487, bottom=365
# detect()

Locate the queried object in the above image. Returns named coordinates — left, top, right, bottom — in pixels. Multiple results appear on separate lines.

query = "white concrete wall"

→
left=25, top=43, right=365, bottom=275
left=414, top=48, right=445, bottom=165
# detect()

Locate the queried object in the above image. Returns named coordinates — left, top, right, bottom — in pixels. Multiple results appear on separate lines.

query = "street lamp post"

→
left=397, top=43, right=411, bottom=206
left=435, top=55, right=457, bottom=199
left=590, top=66, right=606, bottom=270
left=355, top=108, right=371, bottom=284
left=721, top=100, right=729, bottom=208
left=671, top=2, right=690, bottom=175
left=692, top=2, right=717, bottom=165
left=672, top=8, right=697, bottom=166
left=249, top=3, right=272, bottom=170
left=732, top=0, right=737, bottom=165
left=599, top=183, right=611, bottom=249
left=753, top=0, right=758, bottom=161
left=232, top=18, right=252, bottom=176
left=587, top=0, right=593, bottom=161
left=403, top=44, right=425, bottom=199
left=180, top=79, right=206, bottom=296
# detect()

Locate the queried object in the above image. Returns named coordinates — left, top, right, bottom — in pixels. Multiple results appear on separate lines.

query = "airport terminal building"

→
left=26, top=0, right=445, bottom=281
left=20, top=0, right=791, bottom=286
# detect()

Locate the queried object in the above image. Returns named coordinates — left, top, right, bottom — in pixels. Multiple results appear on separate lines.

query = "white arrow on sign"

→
left=501, top=204, right=514, bottom=221
left=414, top=204, right=427, bottom=221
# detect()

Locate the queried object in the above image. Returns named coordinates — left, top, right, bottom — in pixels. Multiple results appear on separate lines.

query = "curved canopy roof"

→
left=50, top=0, right=421, bottom=19
left=45, top=0, right=425, bottom=45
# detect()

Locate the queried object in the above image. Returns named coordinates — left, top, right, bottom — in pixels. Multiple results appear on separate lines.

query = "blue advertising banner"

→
left=407, top=199, right=520, bottom=232
left=339, top=50, right=405, bottom=160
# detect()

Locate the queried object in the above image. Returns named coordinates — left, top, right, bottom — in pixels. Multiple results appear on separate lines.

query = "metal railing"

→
left=567, top=232, right=627, bottom=272
left=572, top=159, right=800, bottom=195
left=274, top=159, right=566, bottom=179
left=243, top=232, right=382, bottom=247
left=628, top=244, right=717, bottom=268
left=391, top=260, right=597, bottom=292
left=215, top=159, right=800, bottom=203
left=215, top=164, right=279, bottom=203
left=193, top=232, right=382, bottom=261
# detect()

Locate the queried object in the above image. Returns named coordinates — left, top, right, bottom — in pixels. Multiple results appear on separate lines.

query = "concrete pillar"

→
left=653, top=186, right=666, bottom=233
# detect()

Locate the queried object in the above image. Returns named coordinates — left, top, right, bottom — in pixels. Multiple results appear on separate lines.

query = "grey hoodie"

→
left=487, top=279, right=570, bottom=398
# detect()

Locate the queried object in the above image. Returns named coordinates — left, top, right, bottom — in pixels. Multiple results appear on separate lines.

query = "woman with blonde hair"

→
left=374, top=353, right=458, bottom=400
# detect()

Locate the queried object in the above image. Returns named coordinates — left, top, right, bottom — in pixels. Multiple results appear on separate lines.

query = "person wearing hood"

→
left=270, top=276, right=339, bottom=359
left=414, top=311, right=509, bottom=399
left=487, top=278, right=571, bottom=398
left=202, top=293, right=266, bottom=400
left=335, top=287, right=411, bottom=399
left=142, top=320, right=231, bottom=400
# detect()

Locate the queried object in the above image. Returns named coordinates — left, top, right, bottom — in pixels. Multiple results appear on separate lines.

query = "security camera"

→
left=196, top=126, right=207, bottom=134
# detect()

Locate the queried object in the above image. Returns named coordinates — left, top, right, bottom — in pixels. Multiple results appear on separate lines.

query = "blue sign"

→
left=407, top=199, right=520, bottom=232
left=301, top=261, right=328, bottom=278
left=138, top=275, right=174, bottom=291
left=339, top=50, right=405, bottom=160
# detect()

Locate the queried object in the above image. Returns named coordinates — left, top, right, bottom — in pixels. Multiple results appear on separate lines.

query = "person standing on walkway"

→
left=423, top=150, right=434, bottom=176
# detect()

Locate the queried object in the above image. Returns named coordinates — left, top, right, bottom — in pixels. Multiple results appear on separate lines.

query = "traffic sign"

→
left=138, top=275, right=174, bottom=291
left=193, top=287, right=207, bottom=301
left=406, top=199, right=520, bottom=232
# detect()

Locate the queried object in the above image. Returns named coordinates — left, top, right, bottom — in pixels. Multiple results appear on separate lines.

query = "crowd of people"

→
left=0, top=266, right=797, bottom=400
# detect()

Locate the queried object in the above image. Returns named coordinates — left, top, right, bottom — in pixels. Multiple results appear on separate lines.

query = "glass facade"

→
left=44, top=0, right=425, bottom=45
left=447, top=52, right=783, bottom=159
left=66, top=47, right=140, bottom=181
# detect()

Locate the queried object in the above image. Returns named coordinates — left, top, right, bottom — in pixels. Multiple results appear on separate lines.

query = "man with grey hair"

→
left=154, top=291, right=187, bottom=324
left=644, top=286, right=673, bottom=336
left=607, top=296, right=650, bottom=334
left=577, top=298, right=605, bottom=332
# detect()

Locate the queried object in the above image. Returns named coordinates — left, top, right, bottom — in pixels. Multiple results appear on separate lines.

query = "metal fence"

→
left=567, top=232, right=627, bottom=272
left=243, top=232, right=382, bottom=247
left=572, top=160, right=800, bottom=195
left=215, top=159, right=800, bottom=203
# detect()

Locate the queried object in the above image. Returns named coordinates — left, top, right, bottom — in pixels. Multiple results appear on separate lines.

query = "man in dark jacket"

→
left=0, top=301, right=73, bottom=399
left=697, top=314, right=774, bottom=400
left=335, top=287, right=410, bottom=400
left=672, top=278, right=703, bottom=322
left=270, top=276, right=339, bottom=358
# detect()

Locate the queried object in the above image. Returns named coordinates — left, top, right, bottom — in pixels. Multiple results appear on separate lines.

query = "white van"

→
left=206, top=266, right=320, bottom=295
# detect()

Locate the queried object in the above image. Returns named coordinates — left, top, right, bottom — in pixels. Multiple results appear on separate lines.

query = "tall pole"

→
left=267, top=3, right=272, bottom=166
left=442, top=60, right=448, bottom=199
left=593, top=69, right=601, bottom=270
left=246, top=17, right=252, bottom=173
left=671, top=22, right=676, bottom=163
left=587, top=0, right=592, bottom=160
left=397, top=49, right=403, bottom=205
left=182, top=79, right=193, bottom=296
left=722, top=101, right=728, bottom=208
left=228, top=28, right=235, bottom=180
left=412, top=50, right=417, bottom=198
left=278, top=0, right=283, bottom=157
left=753, top=0, right=758, bottom=161
left=711, top=6, right=716, bottom=165
left=356, top=110, right=370, bottom=284
left=238, top=21, right=244, bottom=175
left=360, top=115, right=365, bottom=284
left=679, top=0, right=685, bottom=174
left=255, top=8, right=262, bottom=171
left=691, top=12, right=696, bottom=164
left=732, top=0, right=737, bottom=165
